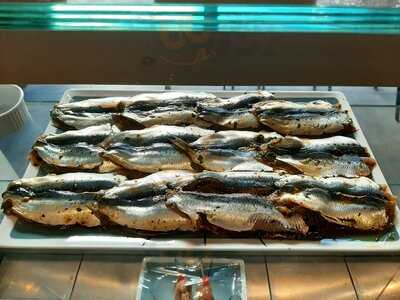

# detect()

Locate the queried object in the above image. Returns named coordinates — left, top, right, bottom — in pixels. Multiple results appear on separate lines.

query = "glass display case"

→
left=0, top=1, right=399, bottom=299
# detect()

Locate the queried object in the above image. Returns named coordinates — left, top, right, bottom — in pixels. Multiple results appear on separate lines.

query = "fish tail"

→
left=112, top=113, right=145, bottom=130
left=362, top=157, right=376, bottom=168
left=287, top=214, right=309, bottom=235
left=169, top=137, right=196, bottom=159
left=169, top=137, right=204, bottom=170
left=28, top=147, right=43, bottom=166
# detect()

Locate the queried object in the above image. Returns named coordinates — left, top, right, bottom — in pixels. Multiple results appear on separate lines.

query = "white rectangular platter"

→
left=0, top=89, right=398, bottom=254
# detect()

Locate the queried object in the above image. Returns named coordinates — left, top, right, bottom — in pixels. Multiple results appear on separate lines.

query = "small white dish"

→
left=0, top=85, right=30, bottom=137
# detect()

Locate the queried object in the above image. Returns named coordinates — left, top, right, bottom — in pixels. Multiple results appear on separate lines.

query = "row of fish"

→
left=2, top=171, right=395, bottom=235
left=51, top=92, right=355, bottom=136
left=29, top=124, right=374, bottom=178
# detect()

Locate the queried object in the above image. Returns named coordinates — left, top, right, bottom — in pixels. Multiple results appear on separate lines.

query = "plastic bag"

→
left=136, top=257, right=246, bottom=300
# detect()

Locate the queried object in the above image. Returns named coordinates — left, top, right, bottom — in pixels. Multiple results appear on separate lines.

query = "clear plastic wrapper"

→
left=136, top=257, right=246, bottom=300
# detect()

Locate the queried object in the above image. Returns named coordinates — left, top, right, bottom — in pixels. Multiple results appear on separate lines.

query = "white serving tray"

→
left=0, top=89, right=398, bottom=254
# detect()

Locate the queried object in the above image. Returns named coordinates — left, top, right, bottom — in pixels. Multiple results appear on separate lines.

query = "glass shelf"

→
left=0, top=2, right=399, bottom=33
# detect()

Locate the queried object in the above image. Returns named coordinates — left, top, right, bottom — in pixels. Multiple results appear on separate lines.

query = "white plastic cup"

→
left=0, top=85, right=30, bottom=137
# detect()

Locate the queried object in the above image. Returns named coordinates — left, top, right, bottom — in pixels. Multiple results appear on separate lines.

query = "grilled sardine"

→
left=32, top=142, right=104, bottom=170
left=266, top=135, right=367, bottom=156
left=192, top=131, right=281, bottom=150
left=99, top=196, right=196, bottom=232
left=171, top=137, right=272, bottom=172
left=197, top=107, right=259, bottom=129
left=269, top=188, right=391, bottom=231
left=40, top=124, right=117, bottom=145
left=253, top=99, right=337, bottom=114
left=102, top=142, right=193, bottom=173
left=101, top=125, right=214, bottom=148
left=258, top=111, right=354, bottom=136
left=166, top=191, right=308, bottom=234
left=3, top=190, right=100, bottom=227
left=51, top=108, right=113, bottom=130
left=103, top=170, right=195, bottom=200
left=268, top=153, right=375, bottom=177
left=181, top=171, right=281, bottom=195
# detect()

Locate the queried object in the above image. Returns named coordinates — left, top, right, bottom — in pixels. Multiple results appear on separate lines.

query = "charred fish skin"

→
left=269, top=188, right=390, bottom=231
left=166, top=191, right=308, bottom=234
left=101, top=125, right=214, bottom=149
left=32, top=142, right=104, bottom=170
left=102, top=142, right=193, bottom=173
left=253, top=99, right=337, bottom=115
left=181, top=171, right=281, bottom=195
left=103, top=170, right=195, bottom=201
left=170, top=137, right=271, bottom=172
left=4, top=190, right=101, bottom=227
left=98, top=196, right=196, bottom=232
left=266, top=135, right=368, bottom=156
left=191, top=131, right=281, bottom=150
left=197, top=106, right=259, bottom=129
left=51, top=107, right=113, bottom=130
left=269, top=153, right=375, bottom=178
left=258, top=111, right=354, bottom=136
left=41, top=124, right=116, bottom=145
left=276, top=175, right=384, bottom=198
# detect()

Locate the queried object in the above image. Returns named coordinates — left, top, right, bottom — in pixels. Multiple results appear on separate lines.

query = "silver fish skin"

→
left=170, top=137, right=272, bottom=172
left=112, top=106, right=212, bottom=130
left=5, top=173, right=126, bottom=195
left=99, top=196, right=196, bottom=232
left=192, top=131, right=281, bottom=149
left=253, top=99, right=337, bottom=114
left=276, top=175, right=384, bottom=198
left=41, top=124, right=117, bottom=145
left=51, top=108, right=113, bottom=130
left=33, top=142, right=104, bottom=170
left=266, top=135, right=367, bottom=156
left=55, top=96, right=134, bottom=113
left=200, top=91, right=273, bottom=109
left=4, top=190, right=101, bottom=227
left=270, top=188, right=390, bottom=231
left=101, top=125, right=214, bottom=148
left=166, top=191, right=308, bottom=234
left=126, top=92, right=217, bottom=111
left=259, top=111, right=354, bottom=136
left=197, top=107, right=259, bottom=129
left=181, top=171, right=281, bottom=195
left=272, top=154, right=375, bottom=178
left=102, top=142, right=193, bottom=173
left=103, top=170, right=196, bottom=200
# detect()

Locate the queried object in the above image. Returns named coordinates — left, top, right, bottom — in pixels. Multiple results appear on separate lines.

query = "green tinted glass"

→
left=0, top=3, right=399, bottom=33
